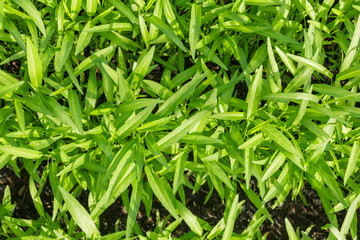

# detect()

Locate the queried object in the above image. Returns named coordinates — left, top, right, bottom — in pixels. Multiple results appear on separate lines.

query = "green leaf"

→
left=74, top=45, right=116, bottom=76
left=337, top=64, right=360, bottom=81
left=173, top=152, right=186, bottom=194
left=68, top=90, right=83, bottom=134
left=301, top=119, right=331, bottom=141
left=116, top=98, right=164, bottom=113
left=85, top=23, right=133, bottom=33
left=340, top=194, right=360, bottom=236
left=201, top=155, right=233, bottom=190
left=0, top=145, right=42, bottom=159
left=13, top=0, right=46, bottom=36
left=176, top=200, right=203, bottom=236
left=315, top=159, right=345, bottom=206
left=143, top=80, right=174, bottom=99
left=275, top=46, right=296, bottom=75
left=246, top=66, right=263, bottom=121
left=157, top=109, right=210, bottom=150
left=131, top=46, right=155, bottom=89
left=0, top=81, right=24, bottom=99
left=43, top=95, right=80, bottom=133
left=285, top=218, right=299, bottom=240
left=264, top=92, right=320, bottom=103
left=287, top=53, right=333, bottom=78
left=144, top=165, right=180, bottom=220
left=344, top=142, right=359, bottom=185
left=29, top=176, right=45, bottom=217
left=126, top=179, right=143, bottom=238
left=222, top=194, right=239, bottom=240
left=86, top=0, right=97, bottom=16
left=58, top=186, right=100, bottom=238
left=340, top=15, right=360, bottom=72
left=116, top=104, right=156, bottom=140
left=145, top=15, right=187, bottom=52
left=0, top=0, right=3, bottom=30
left=156, top=71, right=207, bottom=117
left=210, top=112, right=245, bottom=120
left=189, top=4, right=201, bottom=59
left=75, top=21, right=93, bottom=55
left=262, top=152, right=286, bottom=181
left=238, top=133, right=264, bottom=149
left=3, top=18, right=26, bottom=52
left=70, top=0, right=82, bottom=19
left=26, top=37, right=42, bottom=89
left=108, top=0, right=139, bottom=24
left=91, top=134, right=113, bottom=161
left=55, top=31, right=74, bottom=73
left=312, top=84, right=358, bottom=99
left=14, top=100, right=25, bottom=133
left=139, top=15, right=149, bottom=47
left=260, top=122, right=304, bottom=170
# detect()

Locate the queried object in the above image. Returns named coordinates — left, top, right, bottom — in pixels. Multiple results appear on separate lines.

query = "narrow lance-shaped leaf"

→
left=55, top=31, right=74, bottom=73
left=173, top=152, right=186, bottom=194
left=337, top=64, right=360, bottom=81
left=131, top=46, right=155, bottom=89
left=75, top=21, right=93, bottom=55
left=0, top=0, right=3, bottom=30
left=139, top=15, right=149, bottom=47
left=245, top=148, right=252, bottom=189
left=340, top=14, right=360, bottom=72
left=157, top=109, right=210, bottom=150
left=189, top=4, right=201, bottom=59
left=315, top=159, right=346, bottom=206
left=144, top=165, right=180, bottom=220
left=0, top=145, right=42, bottom=159
left=13, top=0, right=46, bottom=36
left=262, top=152, right=286, bottom=181
left=108, top=0, right=139, bottom=24
left=344, top=142, right=359, bottom=185
left=58, top=186, right=100, bottom=238
left=74, top=45, right=116, bottom=76
left=3, top=18, right=26, bottom=52
left=176, top=200, right=203, bottom=236
left=238, top=133, right=264, bottom=149
left=340, top=194, right=360, bottom=236
left=267, top=37, right=281, bottom=87
left=222, top=194, right=239, bottom=240
left=263, top=92, right=320, bottom=103
left=92, top=133, right=113, bottom=161
left=126, top=179, right=143, bottom=238
left=156, top=71, right=207, bottom=117
left=70, top=0, right=82, bottom=19
left=275, top=46, right=296, bottom=75
left=68, top=90, right=83, bottom=134
left=201, top=156, right=234, bottom=190
left=43, top=95, right=80, bottom=133
left=285, top=218, right=299, bottom=240
left=260, top=122, right=304, bottom=170
left=86, top=0, right=97, bottom=16
left=287, top=53, right=333, bottom=79
left=14, top=100, right=25, bottom=133
left=116, top=104, right=156, bottom=140
left=246, top=65, right=263, bottom=121
left=26, top=38, right=43, bottom=89
left=115, top=69, right=130, bottom=103
left=85, top=23, right=133, bottom=33
left=145, top=15, right=187, bottom=52
left=29, top=176, right=45, bottom=217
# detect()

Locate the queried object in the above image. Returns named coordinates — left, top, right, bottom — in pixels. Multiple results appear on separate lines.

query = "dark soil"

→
left=1, top=166, right=358, bottom=239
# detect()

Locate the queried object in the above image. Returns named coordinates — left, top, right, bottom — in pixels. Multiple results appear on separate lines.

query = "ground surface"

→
left=1, top=165, right=357, bottom=239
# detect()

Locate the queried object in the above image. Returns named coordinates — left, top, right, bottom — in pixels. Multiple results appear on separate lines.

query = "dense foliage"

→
left=0, top=0, right=360, bottom=239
